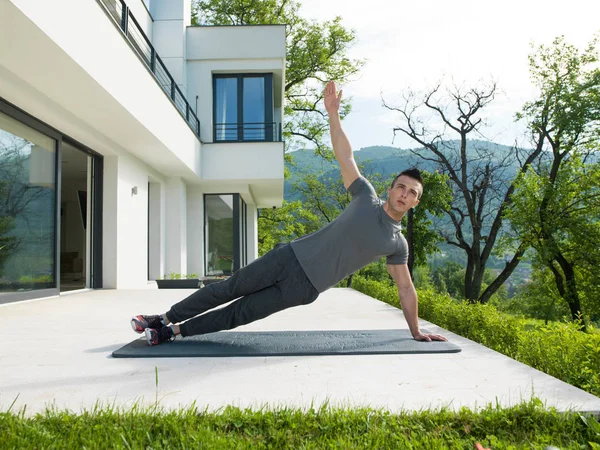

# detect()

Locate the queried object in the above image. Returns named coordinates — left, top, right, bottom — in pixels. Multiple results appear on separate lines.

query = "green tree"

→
left=495, top=263, right=571, bottom=324
left=384, top=83, right=546, bottom=304
left=257, top=200, right=320, bottom=256
left=192, top=0, right=363, bottom=156
left=432, top=260, right=465, bottom=298
left=292, top=164, right=389, bottom=227
left=405, top=170, right=452, bottom=276
left=506, top=158, right=600, bottom=322
left=506, top=36, right=600, bottom=323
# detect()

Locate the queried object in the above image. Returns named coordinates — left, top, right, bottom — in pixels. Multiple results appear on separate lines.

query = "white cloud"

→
left=298, top=0, right=599, bottom=148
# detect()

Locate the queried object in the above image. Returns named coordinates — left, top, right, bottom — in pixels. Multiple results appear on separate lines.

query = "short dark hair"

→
left=390, top=168, right=424, bottom=191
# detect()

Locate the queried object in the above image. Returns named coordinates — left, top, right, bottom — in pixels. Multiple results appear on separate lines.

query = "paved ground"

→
left=2, top=287, right=599, bottom=415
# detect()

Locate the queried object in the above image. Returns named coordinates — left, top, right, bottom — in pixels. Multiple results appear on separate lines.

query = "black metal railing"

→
left=97, top=0, right=201, bottom=138
left=214, top=122, right=282, bottom=142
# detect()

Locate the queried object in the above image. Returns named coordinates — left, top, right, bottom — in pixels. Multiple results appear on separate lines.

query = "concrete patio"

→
left=1, top=287, right=599, bottom=415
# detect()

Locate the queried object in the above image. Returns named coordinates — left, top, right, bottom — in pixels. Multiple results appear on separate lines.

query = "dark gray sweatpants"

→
left=165, top=244, right=319, bottom=337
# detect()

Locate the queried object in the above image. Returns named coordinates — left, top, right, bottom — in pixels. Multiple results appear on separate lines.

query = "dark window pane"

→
left=215, top=78, right=238, bottom=141
left=243, top=77, right=265, bottom=140
left=0, top=112, right=56, bottom=294
left=205, top=194, right=234, bottom=275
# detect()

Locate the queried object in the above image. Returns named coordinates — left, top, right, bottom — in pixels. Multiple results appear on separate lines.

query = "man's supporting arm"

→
left=324, top=81, right=360, bottom=189
left=387, top=263, right=448, bottom=342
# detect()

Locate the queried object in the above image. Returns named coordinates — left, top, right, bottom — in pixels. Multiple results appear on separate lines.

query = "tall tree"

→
left=192, top=0, right=363, bottom=157
left=384, top=84, right=545, bottom=303
left=506, top=159, right=600, bottom=323
left=505, top=36, right=600, bottom=323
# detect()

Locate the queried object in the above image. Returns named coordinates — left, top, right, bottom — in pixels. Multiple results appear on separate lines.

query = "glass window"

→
left=204, top=194, right=249, bottom=275
left=243, top=77, right=265, bottom=140
left=205, top=194, right=234, bottom=276
left=213, top=74, right=273, bottom=142
left=0, top=112, right=56, bottom=294
left=214, top=77, right=238, bottom=141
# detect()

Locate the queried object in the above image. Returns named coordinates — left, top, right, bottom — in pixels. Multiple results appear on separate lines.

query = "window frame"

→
left=203, top=193, right=248, bottom=276
left=212, top=73, right=274, bottom=142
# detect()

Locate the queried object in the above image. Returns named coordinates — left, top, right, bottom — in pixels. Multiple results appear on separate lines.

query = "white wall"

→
left=186, top=187, right=205, bottom=276
left=150, top=0, right=190, bottom=95
left=165, top=177, right=187, bottom=276
left=247, top=205, right=258, bottom=263
left=201, top=142, right=284, bottom=181
left=148, top=179, right=164, bottom=280
left=186, top=26, right=286, bottom=61
left=102, top=156, right=119, bottom=288
left=127, top=0, right=154, bottom=39
left=103, top=154, right=168, bottom=288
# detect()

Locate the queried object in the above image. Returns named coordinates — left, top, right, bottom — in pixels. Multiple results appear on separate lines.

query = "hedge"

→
left=352, top=275, right=600, bottom=397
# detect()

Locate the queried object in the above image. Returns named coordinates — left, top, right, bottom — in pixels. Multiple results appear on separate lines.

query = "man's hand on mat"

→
left=413, top=331, right=448, bottom=342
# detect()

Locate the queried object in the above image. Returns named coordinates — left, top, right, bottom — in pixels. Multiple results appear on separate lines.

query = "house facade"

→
left=0, top=0, right=286, bottom=303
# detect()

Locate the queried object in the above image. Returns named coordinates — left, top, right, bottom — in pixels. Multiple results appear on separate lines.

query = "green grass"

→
left=1, top=400, right=599, bottom=449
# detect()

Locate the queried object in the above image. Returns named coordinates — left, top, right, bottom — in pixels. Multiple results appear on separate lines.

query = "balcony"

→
left=0, top=0, right=201, bottom=178
left=214, top=122, right=283, bottom=143
left=97, top=0, right=200, bottom=138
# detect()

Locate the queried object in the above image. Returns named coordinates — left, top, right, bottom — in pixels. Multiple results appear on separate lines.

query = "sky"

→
left=298, top=0, right=600, bottom=150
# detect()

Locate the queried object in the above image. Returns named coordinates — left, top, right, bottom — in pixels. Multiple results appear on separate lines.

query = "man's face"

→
left=387, top=175, right=422, bottom=214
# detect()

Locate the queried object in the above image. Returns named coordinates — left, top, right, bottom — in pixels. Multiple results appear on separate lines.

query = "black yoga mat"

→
left=112, top=329, right=460, bottom=358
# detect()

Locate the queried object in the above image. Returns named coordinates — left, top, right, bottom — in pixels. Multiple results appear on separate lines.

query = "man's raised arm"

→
left=324, top=81, right=360, bottom=190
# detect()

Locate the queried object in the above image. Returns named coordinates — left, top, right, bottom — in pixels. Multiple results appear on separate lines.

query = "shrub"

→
left=352, top=275, right=600, bottom=397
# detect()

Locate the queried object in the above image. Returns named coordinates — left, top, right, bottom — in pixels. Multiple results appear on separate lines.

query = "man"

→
left=131, top=81, right=447, bottom=345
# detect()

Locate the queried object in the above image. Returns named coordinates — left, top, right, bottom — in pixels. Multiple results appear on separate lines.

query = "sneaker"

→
left=130, top=315, right=165, bottom=334
left=145, top=326, right=175, bottom=346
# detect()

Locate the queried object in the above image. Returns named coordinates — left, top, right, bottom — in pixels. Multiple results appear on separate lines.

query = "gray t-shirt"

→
left=290, top=176, right=408, bottom=293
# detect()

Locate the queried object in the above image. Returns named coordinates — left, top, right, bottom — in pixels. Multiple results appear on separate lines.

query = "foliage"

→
left=353, top=276, right=600, bottom=397
left=506, top=35, right=600, bottom=322
left=257, top=200, right=321, bottom=256
left=0, top=213, right=18, bottom=277
left=493, top=263, right=572, bottom=323
left=162, top=273, right=199, bottom=280
left=432, top=261, right=465, bottom=298
left=1, top=400, right=597, bottom=449
left=355, top=258, right=391, bottom=286
left=406, top=170, right=452, bottom=268
left=411, top=264, right=435, bottom=290
left=192, top=0, right=363, bottom=156
left=431, top=261, right=507, bottom=303
left=506, top=157, right=600, bottom=321
left=383, top=80, right=544, bottom=304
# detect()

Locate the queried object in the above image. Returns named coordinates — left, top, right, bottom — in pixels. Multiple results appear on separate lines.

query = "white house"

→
left=0, top=0, right=286, bottom=303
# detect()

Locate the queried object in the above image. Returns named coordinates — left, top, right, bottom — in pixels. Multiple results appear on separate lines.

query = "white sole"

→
left=144, top=328, right=155, bottom=346
left=130, top=318, right=144, bottom=334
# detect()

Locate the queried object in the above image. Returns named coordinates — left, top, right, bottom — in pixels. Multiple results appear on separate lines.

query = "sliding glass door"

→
left=0, top=111, right=57, bottom=299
